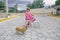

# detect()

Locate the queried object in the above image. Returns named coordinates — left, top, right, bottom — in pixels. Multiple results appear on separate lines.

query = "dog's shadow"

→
left=14, top=31, right=25, bottom=35
left=10, top=31, right=25, bottom=38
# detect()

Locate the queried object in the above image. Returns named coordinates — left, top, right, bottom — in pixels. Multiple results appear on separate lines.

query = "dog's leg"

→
left=16, top=30, right=19, bottom=34
left=22, top=32, right=24, bottom=34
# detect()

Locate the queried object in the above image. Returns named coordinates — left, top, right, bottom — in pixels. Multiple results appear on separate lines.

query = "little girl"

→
left=25, top=8, right=36, bottom=27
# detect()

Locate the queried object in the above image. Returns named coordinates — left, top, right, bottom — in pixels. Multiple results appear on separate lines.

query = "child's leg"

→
left=24, top=20, right=29, bottom=27
left=26, top=22, right=29, bottom=26
left=26, top=20, right=32, bottom=27
left=27, top=21, right=32, bottom=26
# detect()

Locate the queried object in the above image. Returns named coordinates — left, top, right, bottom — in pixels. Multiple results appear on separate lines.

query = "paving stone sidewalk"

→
left=0, top=14, right=60, bottom=40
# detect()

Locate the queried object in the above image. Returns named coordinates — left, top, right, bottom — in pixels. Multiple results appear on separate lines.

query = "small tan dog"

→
left=16, top=26, right=28, bottom=34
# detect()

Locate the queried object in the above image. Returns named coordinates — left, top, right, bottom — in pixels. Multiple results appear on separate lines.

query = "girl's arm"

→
left=30, top=12, right=34, bottom=16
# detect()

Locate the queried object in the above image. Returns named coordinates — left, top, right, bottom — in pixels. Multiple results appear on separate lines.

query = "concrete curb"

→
left=0, top=15, right=18, bottom=22
left=47, top=14, right=60, bottom=18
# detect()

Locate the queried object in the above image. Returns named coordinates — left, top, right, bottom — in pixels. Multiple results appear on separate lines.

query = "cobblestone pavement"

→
left=0, top=14, right=60, bottom=40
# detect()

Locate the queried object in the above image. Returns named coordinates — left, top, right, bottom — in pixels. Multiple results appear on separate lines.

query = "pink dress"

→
left=25, top=11, right=35, bottom=22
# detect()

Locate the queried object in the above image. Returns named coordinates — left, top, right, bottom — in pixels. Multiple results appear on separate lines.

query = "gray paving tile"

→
left=0, top=15, right=60, bottom=40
